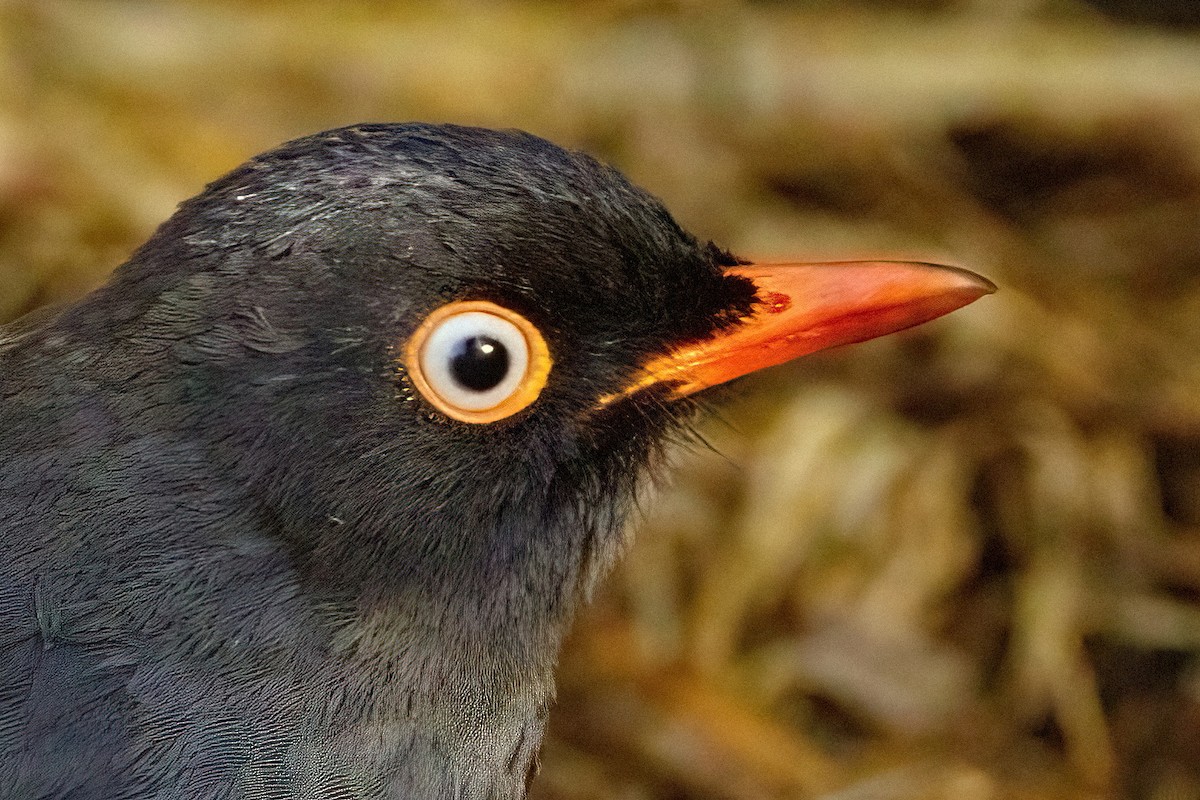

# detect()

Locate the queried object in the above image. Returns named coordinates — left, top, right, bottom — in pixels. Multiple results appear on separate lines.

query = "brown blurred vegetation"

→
left=2, top=2, right=1199, bottom=798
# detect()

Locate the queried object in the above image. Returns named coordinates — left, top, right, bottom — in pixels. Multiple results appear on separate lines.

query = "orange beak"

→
left=601, top=260, right=995, bottom=404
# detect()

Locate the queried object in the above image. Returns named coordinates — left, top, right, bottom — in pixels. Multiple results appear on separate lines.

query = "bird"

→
left=0, top=123, right=992, bottom=799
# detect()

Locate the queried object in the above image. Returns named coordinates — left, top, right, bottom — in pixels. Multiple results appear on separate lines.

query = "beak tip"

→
left=948, top=264, right=998, bottom=299
left=904, top=262, right=996, bottom=325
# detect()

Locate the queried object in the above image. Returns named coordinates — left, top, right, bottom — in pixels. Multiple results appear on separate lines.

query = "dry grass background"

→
left=2, top=2, right=1199, bottom=798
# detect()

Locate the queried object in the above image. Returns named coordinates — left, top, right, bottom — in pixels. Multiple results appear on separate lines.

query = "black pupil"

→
left=449, top=336, right=511, bottom=392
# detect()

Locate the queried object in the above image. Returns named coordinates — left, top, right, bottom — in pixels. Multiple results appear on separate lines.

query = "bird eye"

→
left=403, top=301, right=552, bottom=423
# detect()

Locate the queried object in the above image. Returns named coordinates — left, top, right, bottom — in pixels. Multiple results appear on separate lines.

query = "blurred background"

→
left=3, top=1, right=1199, bottom=798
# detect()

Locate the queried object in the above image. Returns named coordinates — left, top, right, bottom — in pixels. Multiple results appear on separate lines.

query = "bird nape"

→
left=0, top=123, right=992, bottom=799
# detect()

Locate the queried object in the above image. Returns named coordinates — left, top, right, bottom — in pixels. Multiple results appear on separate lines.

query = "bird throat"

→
left=287, top=494, right=624, bottom=797
left=327, top=593, right=559, bottom=796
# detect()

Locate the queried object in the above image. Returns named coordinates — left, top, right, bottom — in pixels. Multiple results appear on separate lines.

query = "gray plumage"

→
left=0, top=123, right=754, bottom=799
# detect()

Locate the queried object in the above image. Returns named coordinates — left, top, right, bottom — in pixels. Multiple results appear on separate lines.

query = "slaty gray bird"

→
left=0, top=123, right=993, bottom=799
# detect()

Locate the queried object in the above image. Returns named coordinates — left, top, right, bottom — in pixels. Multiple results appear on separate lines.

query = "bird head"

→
left=83, top=123, right=991, bottom=671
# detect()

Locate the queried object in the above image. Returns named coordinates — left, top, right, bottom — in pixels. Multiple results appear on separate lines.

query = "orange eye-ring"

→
left=403, top=300, right=552, bottom=424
